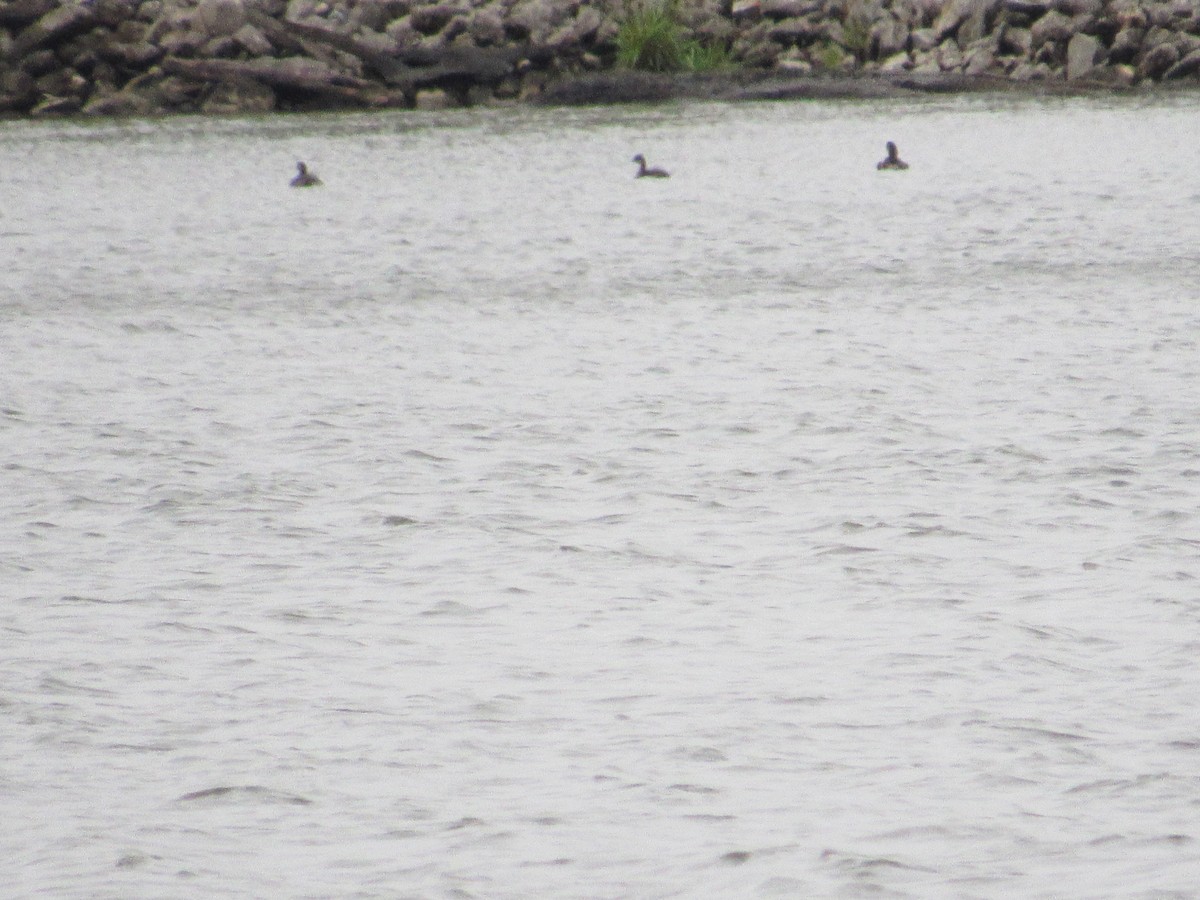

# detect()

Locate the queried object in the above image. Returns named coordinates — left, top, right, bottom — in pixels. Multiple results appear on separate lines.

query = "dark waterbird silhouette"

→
left=632, top=153, right=669, bottom=178
left=290, top=161, right=322, bottom=187
left=876, top=141, right=909, bottom=171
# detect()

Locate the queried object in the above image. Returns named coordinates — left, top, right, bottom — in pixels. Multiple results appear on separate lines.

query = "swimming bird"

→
left=876, top=141, right=908, bottom=171
left=632, top=153, right=669, bottom=178
left=290, top=161, right=322, bottom=187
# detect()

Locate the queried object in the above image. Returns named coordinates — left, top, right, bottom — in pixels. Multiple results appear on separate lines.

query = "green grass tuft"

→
left=680, top=39, right=732, bottom=72
left=813, top=41, right=846, bottom=70
left=617, top=0, right=732, bottom=73
left=617, top=0, right=685, bottom=72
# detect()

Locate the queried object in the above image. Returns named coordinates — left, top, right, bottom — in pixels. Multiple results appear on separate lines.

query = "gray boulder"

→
left=409, top=4, right=465, bottom=36
left=1054, top=0, right=1101, bottom=15
left=1002, top=0, right=1050, bottom=15
left=348, top=0, right=412, bottom=32
left=98, top=36, right=164, bottom=67
left=769, top=17, right=826, bottom=46
left=506, top=0, right=570, bottom=42
left=1145, top=2, right=1177, bottom=29
left=543, top=7, right=605, bottom=53
left=1163, top=46, right=1200, bottom=78
left=760, top=0, right=822, bottom=18
left=202, top=74, right=277, bottom=112
left=35, top=66, right=87, bottom=98
left=82, top=87, right=155, bottom=115
left=878, top=49, right=912, bottom=71
left=468, top=8, right=506, bottom=46
left=731, top=0, right=763, bottom=25
left=233, top=23, right=274, bottom=55
left=937, top=41, right=963, bottom=68
left=162, top=55, right=372, bottom=94
left=10, top=4, right=99, bottom=57
left=1030, top=9, right=1073, bottom=47
left=196, top=0, right=248, bottom=37
left=21, top=48, right=59, bottom=76
left=933, top=0, right=998, bottom=43
left=909, top=27, right=938, bottom=51
left=1010, top=58, right=1052, bottom=78
left=0, top=0, right=56, bottom=29
left=871, top=16, right=910, bottom=58
left=1000, top=25, right=1032, bottom=55
left=0, top=68, right=38, bottom=112
left=960, top=0, right=1000, bottom=45
left=963, top=42, right=997, bottom=72
left=159, top=27, right=208, bottom=56
left=31, top=93, right=83, bottom=115
left=285, top=0, right=320, bottom=22
left=1137, top=40, right=1179, bottom=78
left=1065, top=30, right=1101, bottom=78
left=1108, top=26, right=1144, bottom=63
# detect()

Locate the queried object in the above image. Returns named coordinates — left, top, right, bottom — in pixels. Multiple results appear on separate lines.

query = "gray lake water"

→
left=3, top=94, right=1200, bottom=898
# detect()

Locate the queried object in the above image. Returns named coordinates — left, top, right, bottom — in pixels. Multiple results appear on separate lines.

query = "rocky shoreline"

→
left=2, top=0, right=1199, bottom=116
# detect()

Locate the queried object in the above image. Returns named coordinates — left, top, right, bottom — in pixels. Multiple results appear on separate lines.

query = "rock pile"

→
left=1, top=0, right=1199, bottom=116
left=733, top=0, right=1200, bottom=84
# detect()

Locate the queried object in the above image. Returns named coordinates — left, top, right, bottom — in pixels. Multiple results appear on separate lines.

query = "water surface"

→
left=3, top=95, right=1200, bottom=898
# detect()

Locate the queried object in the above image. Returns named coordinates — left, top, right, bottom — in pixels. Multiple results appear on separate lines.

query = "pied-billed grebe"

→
left=876, top=141, right=909, bottom=171
left=632, top=153, right=669, bottom=178
left=290, top=161, right=323, bottom=187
